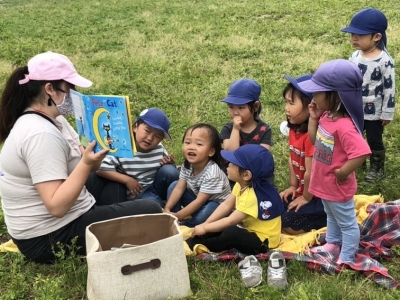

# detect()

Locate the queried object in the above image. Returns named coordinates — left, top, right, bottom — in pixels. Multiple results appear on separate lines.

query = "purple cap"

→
left=341, top=8, right=388, bottom=47
left=221, top=78, right=261, bottom=105
left=298, top=59, right=364, bottom=134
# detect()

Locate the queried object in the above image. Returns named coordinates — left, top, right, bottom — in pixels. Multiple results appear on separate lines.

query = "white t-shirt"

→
left=0, top=112, right=94, bottom=239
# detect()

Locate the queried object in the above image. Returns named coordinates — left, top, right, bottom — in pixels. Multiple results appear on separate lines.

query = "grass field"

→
left=1, top=0, right=400, bottom=299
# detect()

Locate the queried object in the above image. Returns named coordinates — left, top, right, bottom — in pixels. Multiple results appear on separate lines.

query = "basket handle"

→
left=121, top=259, right=161, bottom=275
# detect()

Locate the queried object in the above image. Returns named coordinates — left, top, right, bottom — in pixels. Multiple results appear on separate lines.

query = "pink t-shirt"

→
left=309, top=113, right=371, bottom=202
left=288, top=129, right=314, bottom=198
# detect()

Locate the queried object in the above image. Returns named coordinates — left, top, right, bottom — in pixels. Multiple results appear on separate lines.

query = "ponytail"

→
left=0, top=66, right=46, bottom=143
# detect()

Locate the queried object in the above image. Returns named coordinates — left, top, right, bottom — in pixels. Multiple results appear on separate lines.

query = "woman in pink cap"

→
left=0, top=52, right=161, bottom=263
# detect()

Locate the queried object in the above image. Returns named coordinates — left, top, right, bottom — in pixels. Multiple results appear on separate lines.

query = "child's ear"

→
left=132, top=123, right=138, bottom=133
left=254, top=101, right=261, bottom=112
left=243, top=170, right=253, bottom=181
left=373, top=33, right=382, bottom=42
left=208, top=148, right=215, bottom=157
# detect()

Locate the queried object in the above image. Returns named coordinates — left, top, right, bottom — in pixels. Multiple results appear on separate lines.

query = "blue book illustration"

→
left=70, top=90, right=136, bottom=158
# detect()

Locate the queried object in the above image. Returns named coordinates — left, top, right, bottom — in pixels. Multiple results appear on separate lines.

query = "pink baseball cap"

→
left=19, top=51, right=92, bottom=88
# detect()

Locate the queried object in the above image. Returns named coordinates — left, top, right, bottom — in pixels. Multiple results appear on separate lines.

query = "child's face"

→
left=312, top=92, right=329, bottom=111
left=182, top=128, right=215, bottom=167
left=284, top=90, right=309, bottom=125
left=133, top=122, right=164, bottom=152
left=227, top=104, right=254, bottom=125
left=349, top=33, right=381, bottom=52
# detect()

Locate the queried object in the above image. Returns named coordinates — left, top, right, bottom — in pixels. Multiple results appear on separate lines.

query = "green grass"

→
left=1, top=0, right=400, bottom=298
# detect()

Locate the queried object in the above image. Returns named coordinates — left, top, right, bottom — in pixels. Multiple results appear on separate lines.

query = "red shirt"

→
left=288, top=129, right=314, bottom=198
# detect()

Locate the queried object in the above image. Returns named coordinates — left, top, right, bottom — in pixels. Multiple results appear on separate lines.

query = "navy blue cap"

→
left=221, top=144, right=284, bottom=220
left=284, top=74, right=313, bottom=100
left=341, top=8, right=388, bottom=47
left=136, top=108, right=171, bottom=139
left=221, top=78, right=261, bottom=105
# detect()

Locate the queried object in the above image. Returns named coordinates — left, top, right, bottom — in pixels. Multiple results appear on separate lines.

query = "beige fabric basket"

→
left=86, top=213, right=191, bottom=300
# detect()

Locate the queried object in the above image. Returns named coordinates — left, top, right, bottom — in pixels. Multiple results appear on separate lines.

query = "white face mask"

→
left=56, top=93, right=74, bottom=116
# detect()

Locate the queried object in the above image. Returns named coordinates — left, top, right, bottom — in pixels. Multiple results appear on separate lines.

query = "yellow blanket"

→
left=0, top=194, right=383, bottom=254
left=182, top=194, right=383, bottom=256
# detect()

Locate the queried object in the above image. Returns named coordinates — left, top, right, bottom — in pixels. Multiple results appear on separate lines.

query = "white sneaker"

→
left=267, top=251, right=288, bottom=289
left=238, top=255, right=262, bottom=288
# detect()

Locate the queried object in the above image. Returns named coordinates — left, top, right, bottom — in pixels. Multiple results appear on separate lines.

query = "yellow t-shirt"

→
left=234, top=183, right=281, bottom=248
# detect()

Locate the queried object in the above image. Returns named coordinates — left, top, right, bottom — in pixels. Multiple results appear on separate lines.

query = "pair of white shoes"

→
left=238, top=251, right=288, bottom=289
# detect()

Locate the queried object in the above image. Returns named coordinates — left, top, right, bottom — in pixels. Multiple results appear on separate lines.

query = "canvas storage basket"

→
left=86, top=213, right=191, bottom=300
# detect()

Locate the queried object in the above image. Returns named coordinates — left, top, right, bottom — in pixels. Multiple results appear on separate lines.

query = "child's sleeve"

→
left=98, top=155, right=118, bottom=171
left=381, top=56, right=395, bottom=120
left=220, top=122, right=233, bottom=141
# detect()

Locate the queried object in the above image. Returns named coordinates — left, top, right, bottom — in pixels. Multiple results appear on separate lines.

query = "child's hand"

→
left=381, top=120, right=391, bottom=126
left=334, top=168, right=350, bottom=184
left=192, top=224, right=207, bottom=237
left=287, top=195, right=309, bottom=212
left=308, top=100, right=323, bottom=120
left=232, top=116, right=242, bottom=130
left=160, top=154, right=175, bottom=166
left=126, top=177, right=143, bottom=197
left=279, top=186, right=296, bottom=203
left=82, top=141, right=109, bottom=166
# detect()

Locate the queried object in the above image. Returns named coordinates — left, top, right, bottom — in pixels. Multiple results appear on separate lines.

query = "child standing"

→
left=280, top=74, right=326, bottom=235
left=164, top=123, right=231, bottom=227
left=341, top=8, right=395, bottom=182
left=90, top=108, right=179, bottom=207
left=186, top=145, right=285, bottom=288
left=298, top=59, right=371, bottom=264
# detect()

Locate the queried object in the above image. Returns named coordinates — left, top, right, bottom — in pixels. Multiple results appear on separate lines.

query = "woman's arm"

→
left=35, top=141, right=108, bottom=218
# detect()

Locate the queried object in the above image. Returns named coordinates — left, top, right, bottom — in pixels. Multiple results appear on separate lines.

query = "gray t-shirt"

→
left=0, top=113, right=94, bottom=239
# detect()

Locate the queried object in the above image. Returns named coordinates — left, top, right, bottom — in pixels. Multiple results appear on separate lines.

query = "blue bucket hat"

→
left=284, top=74, right=313, bottom=100
left=298, top=59, right=364, bottom=134
left=221, top=78, right=261, bottom=105
left=136, top=108, right=171, bottom=139
left=341, top=8, right=388, bottom=47
left=221, top=144, right=284, bottom=220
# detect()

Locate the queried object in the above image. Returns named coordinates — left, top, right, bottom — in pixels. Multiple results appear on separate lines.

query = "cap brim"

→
left=221, top=150, right=245, bottom=169
left=341, top=26, right=374, bottom=35
left=297, top=79, right=333, bottom=93
left=221, top=96, right=253, bottom=105
left=284, top=74, right=313, bottom=99
left=139, top=119, right=171, bottom=139
left=64, top=74, right=93, bottom=88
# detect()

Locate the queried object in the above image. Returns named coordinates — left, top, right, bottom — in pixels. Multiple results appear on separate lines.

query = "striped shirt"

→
left=99, top=144, right=168, bottom=199
left=180, top=160, right=231, bottom=203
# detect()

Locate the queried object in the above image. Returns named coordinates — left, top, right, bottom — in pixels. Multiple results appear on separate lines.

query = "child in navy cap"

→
left=220, top=79, right=274, bottom=185
left=90, top=108, right=179, bottom=206
left=341, top=8, right=395, bottom=182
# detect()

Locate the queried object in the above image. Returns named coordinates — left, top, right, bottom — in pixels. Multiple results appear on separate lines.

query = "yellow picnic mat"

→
left=0, top=194, right=383, bottom=253
left=182, top=194, right=384, bottom=256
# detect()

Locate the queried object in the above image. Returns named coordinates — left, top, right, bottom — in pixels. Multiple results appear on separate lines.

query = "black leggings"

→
left=12, top=190, right=162, bottom=263
left=186, top=225, right=269, bottom=255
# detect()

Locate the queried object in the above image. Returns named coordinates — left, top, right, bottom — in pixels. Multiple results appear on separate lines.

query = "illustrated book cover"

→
left=70, top=90, right=136, bottom=158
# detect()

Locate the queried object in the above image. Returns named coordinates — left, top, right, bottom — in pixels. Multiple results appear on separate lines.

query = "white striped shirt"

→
left=99, top=144, right=168, bottom=198
left=180, top=160, right=231, bottom=203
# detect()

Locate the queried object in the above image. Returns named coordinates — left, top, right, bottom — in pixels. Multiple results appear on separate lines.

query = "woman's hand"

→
left=82, top=141, right=109, bottom=166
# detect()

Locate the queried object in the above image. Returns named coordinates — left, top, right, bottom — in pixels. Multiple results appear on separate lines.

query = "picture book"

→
left=70, top=90, right=137, bottom=158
